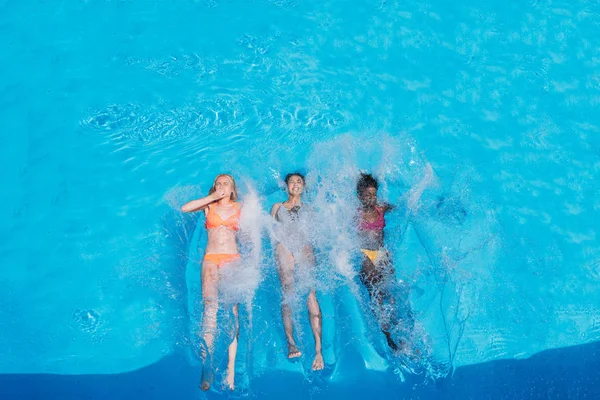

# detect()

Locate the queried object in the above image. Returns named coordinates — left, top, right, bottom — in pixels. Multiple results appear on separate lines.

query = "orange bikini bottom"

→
left=204, top=253, right=241, bottom=267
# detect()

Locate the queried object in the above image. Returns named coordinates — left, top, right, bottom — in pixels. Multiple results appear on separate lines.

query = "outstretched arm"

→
left=393, top=163, right=435, bottom=242
left=181, top=192, right=222, bottom=213
left=381, top=202, right=397, bottom=212
left=406, top=163, right=434, bottom=212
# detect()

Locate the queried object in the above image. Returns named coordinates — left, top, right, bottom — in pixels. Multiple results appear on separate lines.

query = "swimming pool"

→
left=1, top=0, right=599, bottom=398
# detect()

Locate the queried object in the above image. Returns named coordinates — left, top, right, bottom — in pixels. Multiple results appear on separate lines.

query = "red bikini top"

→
left=359, top=206, right=385, bottom=231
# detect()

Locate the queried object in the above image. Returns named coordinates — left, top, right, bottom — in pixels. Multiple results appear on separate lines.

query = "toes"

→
left=288, top=350, right=303, bottom=358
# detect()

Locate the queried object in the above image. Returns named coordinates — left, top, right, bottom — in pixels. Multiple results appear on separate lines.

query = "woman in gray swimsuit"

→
left=270, top=172, right=324, bottom=371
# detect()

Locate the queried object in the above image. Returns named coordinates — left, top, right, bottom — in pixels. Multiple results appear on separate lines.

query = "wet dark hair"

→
left=357, top=173, right=378, bottom=195
left=284, top=172, right=305, bottom=184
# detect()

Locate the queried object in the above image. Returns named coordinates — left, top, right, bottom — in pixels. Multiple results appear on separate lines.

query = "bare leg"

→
left=301, top=246, right=324, bottom=370
left=276, top=244, right=301, bottom=358
left=307, top=290, right=324, bottom=370
left=359, top=255, right=403, bottom=351
left=200, top=260, right=219, bottom=391
left=225, top=304, right=239, bottom=391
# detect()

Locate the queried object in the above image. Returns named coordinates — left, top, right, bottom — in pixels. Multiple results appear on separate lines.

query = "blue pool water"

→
left=1, top=0, right=600, bottom=398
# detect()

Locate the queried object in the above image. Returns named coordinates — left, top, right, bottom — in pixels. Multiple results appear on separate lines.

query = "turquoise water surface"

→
left=1, top=0, right=599, bottom=398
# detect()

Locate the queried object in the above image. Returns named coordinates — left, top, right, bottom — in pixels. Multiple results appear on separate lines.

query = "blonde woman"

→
left=181, top=174, right=242, bottom=391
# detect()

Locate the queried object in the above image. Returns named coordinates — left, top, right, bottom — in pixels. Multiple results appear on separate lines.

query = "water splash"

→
left=173, top=133, right=501, bottom=382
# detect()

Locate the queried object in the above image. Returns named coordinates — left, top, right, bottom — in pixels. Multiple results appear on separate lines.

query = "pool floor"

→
left=2, top=340, right=600, bottom=400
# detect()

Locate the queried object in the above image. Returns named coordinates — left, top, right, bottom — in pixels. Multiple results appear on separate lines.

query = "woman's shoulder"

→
left=378, top=203, right=392, bottom=212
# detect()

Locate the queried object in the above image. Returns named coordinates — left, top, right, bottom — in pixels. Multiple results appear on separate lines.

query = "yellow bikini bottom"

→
left=360, top=249, right=387, bottom=265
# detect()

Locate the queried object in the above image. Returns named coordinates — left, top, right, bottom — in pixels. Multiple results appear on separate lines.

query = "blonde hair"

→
left=208, top=174, right=238, bottom=201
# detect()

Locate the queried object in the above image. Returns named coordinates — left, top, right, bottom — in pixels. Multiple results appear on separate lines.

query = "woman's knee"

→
left=203, top=298, right=219, bottom=316
left=281, top=291, right=295, bottom=307
left=307, top=292, right=321, bottom=316
left=278, top=268, right=295, bottom=294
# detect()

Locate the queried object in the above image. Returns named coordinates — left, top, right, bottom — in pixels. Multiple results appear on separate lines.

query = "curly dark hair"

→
left=284, top=172, right=305, bottom=184
left=357, top=173, right=378, bottom=195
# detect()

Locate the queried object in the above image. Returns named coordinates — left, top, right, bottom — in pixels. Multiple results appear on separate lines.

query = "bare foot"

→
left=200, top=367, right=213, bottom=391
left=311, top=353, right=324, bottom=371
left=288, top=343, right=302, bottom=359
left=224, top=368, right=235, bottom=391
left=198, top=343, right=212, bottom=391
left=384, top=332, right=400, bottom=351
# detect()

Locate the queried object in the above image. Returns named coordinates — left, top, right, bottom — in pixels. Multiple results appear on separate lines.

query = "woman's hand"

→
left=211, top=189, right=227, bottom=201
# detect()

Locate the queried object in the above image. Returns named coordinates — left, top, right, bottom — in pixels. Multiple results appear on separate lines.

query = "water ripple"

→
left=80, top=104, right=140, bottom=132
left=125, top=53, right=219, bottom=82
left=81, top=95, right=249, bottom=145
left=71, top=308, right=102, bottom=334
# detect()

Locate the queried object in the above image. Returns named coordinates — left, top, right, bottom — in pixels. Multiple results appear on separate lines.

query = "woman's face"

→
left=286, top=175, right=304, bottom=196
left=359, top=186, right=378, bottom=207
left=214, top=176, right=233, bottom=198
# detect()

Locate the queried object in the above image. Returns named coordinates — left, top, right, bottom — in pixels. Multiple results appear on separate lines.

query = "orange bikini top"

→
left=205, top=203, right=240, bottom=231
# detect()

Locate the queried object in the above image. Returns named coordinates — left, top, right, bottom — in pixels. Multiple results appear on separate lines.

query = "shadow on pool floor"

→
left=2, top=340, right=600, bottom=400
